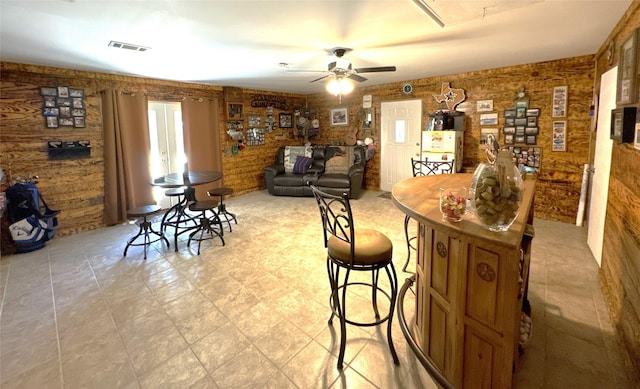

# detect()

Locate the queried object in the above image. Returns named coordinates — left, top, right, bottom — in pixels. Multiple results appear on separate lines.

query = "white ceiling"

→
left=0, top=0, right=632, bottom=94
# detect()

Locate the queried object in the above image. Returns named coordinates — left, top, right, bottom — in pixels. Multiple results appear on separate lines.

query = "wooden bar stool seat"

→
left=207, top=187, right=237, bottom=232
left=124, top=204, right=169, bottom=259
left=187, top=200, right=225, bottom=255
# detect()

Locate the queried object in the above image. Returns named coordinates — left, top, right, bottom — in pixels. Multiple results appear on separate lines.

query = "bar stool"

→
left=187, top=200, right=225, bottom=255
left=160, top=187, right=185, bottom=233
left=123, top=204, right=170, bottom=259
left=207, top=187, right=237, bottom=232
left=309, top=184, right=399, bottom=369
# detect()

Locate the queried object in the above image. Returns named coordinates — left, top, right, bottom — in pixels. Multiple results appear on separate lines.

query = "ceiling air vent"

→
left=108, top=41, right=150, bottom=52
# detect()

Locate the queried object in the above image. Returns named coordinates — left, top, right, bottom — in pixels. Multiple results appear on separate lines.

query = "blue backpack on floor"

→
left=5, top=182, right=59, bottom=253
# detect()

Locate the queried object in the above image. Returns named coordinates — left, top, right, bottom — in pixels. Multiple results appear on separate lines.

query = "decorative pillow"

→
left=284, top=146, right=312, bottom=173
left=293, top=156, right=313, bottom=174
left=324, top=146, right=355, bottom=175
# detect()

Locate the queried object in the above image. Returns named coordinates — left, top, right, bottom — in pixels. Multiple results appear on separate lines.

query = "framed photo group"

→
left=503, top=107, right=540, bottom=146
left=40, top=86, right=85, bottom=128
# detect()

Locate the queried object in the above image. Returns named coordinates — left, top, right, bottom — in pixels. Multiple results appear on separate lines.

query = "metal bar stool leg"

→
left=123, top=205, right=170, bottom=260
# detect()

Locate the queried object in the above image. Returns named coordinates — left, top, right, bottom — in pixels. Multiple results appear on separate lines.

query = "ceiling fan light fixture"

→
left=327, top=78, right=354, bottom=96
left=411, top=0, right=445, bottom=28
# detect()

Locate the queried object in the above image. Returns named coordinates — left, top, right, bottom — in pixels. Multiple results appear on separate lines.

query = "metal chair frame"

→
left=403, top=158, right=455, bottom=273
left=310, top=184, right=399, bottom=369
left=123, top=205, right=170, bottom=260
left=187, top=200, right=225, bottom=255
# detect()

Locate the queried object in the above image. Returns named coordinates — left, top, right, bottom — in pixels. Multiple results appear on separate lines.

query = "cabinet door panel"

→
left=466, top=247, right=501, bottom=328
left=463, top=326, right=503, bottom=389
left=430, top=229, right=457, bottom=299
left=428, top=298, right=449, bottom=371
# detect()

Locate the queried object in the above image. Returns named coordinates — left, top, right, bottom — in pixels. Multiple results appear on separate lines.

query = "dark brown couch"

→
left=264, top=145, right=366, bottom=198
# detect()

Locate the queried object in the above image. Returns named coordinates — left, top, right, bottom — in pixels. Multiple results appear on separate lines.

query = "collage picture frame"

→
left=503, top=107, right=540, bottom=145
left=40, top=86, right=85, bottom=128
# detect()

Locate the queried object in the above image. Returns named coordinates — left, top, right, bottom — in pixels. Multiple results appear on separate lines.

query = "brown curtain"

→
left=101, top=90, right=154, bottom=225
left=182, top=98, right=222, bottom=200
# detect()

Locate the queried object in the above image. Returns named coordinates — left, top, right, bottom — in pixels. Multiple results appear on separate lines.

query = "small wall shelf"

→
left=47, top=140, right=91, bottom=160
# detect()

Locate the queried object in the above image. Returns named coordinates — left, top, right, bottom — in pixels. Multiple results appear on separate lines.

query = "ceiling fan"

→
left=291, top=47, right=397, bottom=84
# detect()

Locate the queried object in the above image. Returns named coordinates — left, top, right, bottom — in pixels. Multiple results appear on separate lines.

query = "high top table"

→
left=151, top=170, right=222, bottom=251
left=392, top=173, right=535, bottom=389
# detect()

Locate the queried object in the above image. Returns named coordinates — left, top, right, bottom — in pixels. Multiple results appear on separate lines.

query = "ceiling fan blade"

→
left=286, top=69, right=325, bottom=73
left=309, top=74, right=331, bottom=83
left=354, top=66, right=397, bottom=73
left=348, top=73, right=368, bottom=82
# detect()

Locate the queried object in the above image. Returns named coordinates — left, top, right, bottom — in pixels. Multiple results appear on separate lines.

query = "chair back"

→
left=410, top=158, right=427, bottom=177
left=424, top=159, right=455, bottom=175
left=309, top=184, right=355, bottom=258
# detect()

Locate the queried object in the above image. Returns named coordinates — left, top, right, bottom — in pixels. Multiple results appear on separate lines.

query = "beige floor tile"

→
left=138, top=347, right=208, bottom=389
left=0, top=330, right=59, bottom=381
left=117, top=307, right=189, bottom=375
left=60, top=329, right=137, bottom=389
left=0, top=356, right=62, bottom=389
left=281, top=340, right=341, bottom=388
left=210, top=344, right=279, bottom=387
left=191, top=321, right=251, bottom=372
left=0, top=308, right=56, bottom=353
left=253, top=320, right=313, bottom=368
left=108, top=292, right=162, bottom=326
left=161, top=288, right=217, bottom=322
left=173, top=306, right=229, bottom=345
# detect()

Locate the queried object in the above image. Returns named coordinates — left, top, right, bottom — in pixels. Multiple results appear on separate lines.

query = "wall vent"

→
left=108, top=41, right=150, bottom=52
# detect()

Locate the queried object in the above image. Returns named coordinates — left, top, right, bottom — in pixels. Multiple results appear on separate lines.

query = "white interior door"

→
left=380, top=99, right=422, bottom=192
left=587, top=66, right=617, bottom=267
left=148, top=101, right=185, bottom=208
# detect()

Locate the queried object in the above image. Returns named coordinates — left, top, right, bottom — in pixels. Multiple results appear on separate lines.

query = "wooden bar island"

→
left=392, top=173, right=535, bottom=389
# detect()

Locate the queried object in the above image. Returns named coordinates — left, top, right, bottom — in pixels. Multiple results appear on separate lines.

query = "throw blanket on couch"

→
left=284, top=146, right=312, bottom=173
left=324, top=146, right=355, bottom=175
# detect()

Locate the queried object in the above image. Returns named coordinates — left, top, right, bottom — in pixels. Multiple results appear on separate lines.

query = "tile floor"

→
left=0, top=190, right=634, bottom=388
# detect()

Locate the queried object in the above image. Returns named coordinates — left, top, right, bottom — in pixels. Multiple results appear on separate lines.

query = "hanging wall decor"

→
left=552, top=86, right=568, bottom=117
left=552, top=121, right=567, bottom=151
left=433, top=82, right=466, bottom=111
left=616, top=28, right=638, bottom=104
left=41, top=86, right=85, bottom=128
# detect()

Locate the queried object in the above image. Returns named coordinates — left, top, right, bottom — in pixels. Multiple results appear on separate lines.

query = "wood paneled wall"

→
left=0, top=63, right=305, bottom=249
left=594, top=1, right=640, bottom=382
left=306, top=56, right=595, bottom=224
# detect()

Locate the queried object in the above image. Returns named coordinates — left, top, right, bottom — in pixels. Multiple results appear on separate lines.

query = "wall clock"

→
left=402, top=83, right=413, bottom=95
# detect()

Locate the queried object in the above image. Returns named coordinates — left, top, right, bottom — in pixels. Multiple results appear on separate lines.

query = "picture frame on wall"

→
left=552, top=86, right=568, bottom=117
left=479, top=112, right=498, bottom=126
left=617, top=28, right=638, bottom=104
left=74, top=116, right=86, bottom=128
left=279, top=113, right=292, bottom=128
left=504, top=134, right=514, bottom=145
left=610, top=107, right=637, bottom=143
left=330, top=107, right=349, bottom=126
left=40, top=87, right=57, bottom=96
left=46, top=116, right=58, bottom=128
left=552, top=120, right=567, bottom=151
left=226, top=102, right=244, bottom=120
left=476, top=100, right=493, bottom=112
left=57, top=86, right=69, bottom=98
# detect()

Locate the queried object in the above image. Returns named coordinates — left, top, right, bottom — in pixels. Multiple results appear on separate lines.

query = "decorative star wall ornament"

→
left=433, top=82, right=466, bottom=110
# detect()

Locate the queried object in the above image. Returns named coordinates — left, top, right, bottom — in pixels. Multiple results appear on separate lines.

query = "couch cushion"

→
left=284, top=146, right=312, bottom=173
left=324, top=146, right=355, bottom=174
left=293, top=156, right=313, bottom=174
left=273, top=173, right=306, bottom=186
